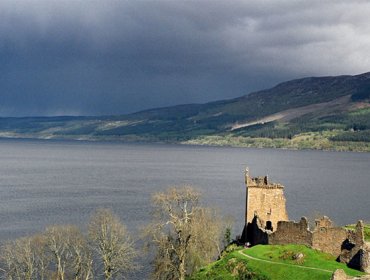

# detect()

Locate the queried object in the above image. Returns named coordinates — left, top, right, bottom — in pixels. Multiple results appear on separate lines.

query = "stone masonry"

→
left=240, top=168, right=370, bottom=273
left=244, top=168, right=288, bottom=232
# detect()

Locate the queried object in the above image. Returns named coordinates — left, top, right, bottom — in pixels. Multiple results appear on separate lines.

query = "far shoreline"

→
left=0, top=134, right=368, bottom=153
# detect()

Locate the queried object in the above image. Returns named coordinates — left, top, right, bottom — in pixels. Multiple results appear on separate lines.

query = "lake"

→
left=0, top=139, right=369, bottom=277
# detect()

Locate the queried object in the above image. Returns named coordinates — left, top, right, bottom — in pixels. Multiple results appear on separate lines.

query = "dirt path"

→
left=237, top=249, right=333, bottom=273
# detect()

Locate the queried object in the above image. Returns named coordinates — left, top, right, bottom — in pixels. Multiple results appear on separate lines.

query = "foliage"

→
left=230, top=107, right=370, bottom=142
left=351, top=81, right=370, bottom=101
left=144, top=186, right=228, bottom=280
left=183, top=131, right=370, bottom=152
left=330, top=130, right=370, bottom=142
left=223, top=227, right=232, bottom=248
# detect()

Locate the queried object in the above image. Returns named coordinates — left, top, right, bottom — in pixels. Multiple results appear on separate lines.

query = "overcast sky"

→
left=1, top=0, right=370, bottom=116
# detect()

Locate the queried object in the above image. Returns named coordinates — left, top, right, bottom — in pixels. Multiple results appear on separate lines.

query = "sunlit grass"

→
left=190, top=244, right=365, bottom=280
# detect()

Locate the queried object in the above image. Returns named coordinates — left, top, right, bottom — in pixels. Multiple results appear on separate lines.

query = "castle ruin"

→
left=240, top=168, right=370, bottom=273
left=244, top=167, right=288, bottom=232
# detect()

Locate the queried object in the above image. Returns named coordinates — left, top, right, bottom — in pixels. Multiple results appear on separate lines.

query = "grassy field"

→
left=190, top=245, right=365, bottom=280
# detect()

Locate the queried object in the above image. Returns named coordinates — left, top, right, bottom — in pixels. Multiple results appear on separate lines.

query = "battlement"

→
left=245, top=168, right=284, bottom=189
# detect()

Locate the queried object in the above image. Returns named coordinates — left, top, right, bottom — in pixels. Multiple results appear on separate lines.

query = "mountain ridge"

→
left=1, top=72, right=370, bottom=151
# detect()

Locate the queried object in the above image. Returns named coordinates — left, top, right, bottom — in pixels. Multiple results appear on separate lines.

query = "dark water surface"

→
left=0, top=139, right=369, bottom=277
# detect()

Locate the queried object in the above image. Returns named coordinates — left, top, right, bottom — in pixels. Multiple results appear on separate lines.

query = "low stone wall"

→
left=269, top=217, right=312, bottom=247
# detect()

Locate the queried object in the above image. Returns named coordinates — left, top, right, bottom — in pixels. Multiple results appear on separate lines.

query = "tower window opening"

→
left=266, top=221, right=273, bottom=231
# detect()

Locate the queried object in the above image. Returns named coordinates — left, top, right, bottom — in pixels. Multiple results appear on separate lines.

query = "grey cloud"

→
left=0, top=0, right=369, bottom=116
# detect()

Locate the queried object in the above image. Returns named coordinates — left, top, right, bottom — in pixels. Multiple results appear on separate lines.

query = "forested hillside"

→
left=1, top=72, right=369, bottom=151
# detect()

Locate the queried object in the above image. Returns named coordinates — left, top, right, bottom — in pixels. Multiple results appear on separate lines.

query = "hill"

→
left=190, top=245, right=364, bottom=280
left=1, top=72, right=370, bottom=151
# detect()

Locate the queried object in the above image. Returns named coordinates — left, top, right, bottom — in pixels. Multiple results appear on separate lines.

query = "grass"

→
left=190, top=245, right=269, bottom=280
left=190, top=244, right=365, bottom=280
left=244, top=245, right=363, bottom=278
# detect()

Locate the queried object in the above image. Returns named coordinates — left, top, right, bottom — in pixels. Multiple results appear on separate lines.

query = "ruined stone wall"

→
left=245, top=216, right=269, bottom=246
left=267, top=216, right=348, bottom=256
left=245, top=215, right=356, bottom=259
left=241, top=168, right=370, bottom=273
left=311, top=216, right=349, bottom=256
left=312, top=227, right=348, bottom=256
left=269, top=217, right=312, bottom=246
left=340, top=221, right=370, bottom=272
left=245, top=172, right=288, bottom=231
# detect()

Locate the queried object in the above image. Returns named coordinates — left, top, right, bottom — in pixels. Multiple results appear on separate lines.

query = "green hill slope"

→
left=190, top=245, right=364, bottom=280
left=1, top=72, right=370, bottom=151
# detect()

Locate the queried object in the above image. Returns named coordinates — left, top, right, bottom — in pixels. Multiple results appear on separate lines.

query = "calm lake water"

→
left=0, top=139, right=369, bottom=277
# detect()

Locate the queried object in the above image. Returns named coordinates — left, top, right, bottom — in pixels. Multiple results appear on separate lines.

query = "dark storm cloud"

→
left=0, top=0, right=370, bottom=116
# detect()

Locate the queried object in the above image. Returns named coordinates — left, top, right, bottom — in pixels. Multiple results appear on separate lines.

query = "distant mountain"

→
left=1, top=72, right=370, bottom=151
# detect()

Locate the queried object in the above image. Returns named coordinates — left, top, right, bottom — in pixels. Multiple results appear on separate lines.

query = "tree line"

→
left=0, top=186, right=231, bottom=280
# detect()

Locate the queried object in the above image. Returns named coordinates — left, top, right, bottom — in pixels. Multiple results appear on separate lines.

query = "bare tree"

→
left=145, top=186, right=227, bottom=280
left=0, top=211, right=137, bottom=280
left=187, top=207, right=226, bottom=273
left=2, top=236, right=36, bottom=280
left=88, top=208, right=137, bottom=280
left=45, top=225, right=93, bottom=280
left=30, top=234, right=51, bottom=280
left=45, top=226, right=68, bottom=280
left=69, top=234, right=93, bottom=280
left=1, top=234, right=50, bottom=280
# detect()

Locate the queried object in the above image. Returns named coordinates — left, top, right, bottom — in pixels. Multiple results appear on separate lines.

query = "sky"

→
left=1, top=0, right=370, bottom=117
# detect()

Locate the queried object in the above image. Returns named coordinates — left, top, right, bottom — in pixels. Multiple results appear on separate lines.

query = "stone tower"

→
left=244, top=168, right=288, bottom=231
